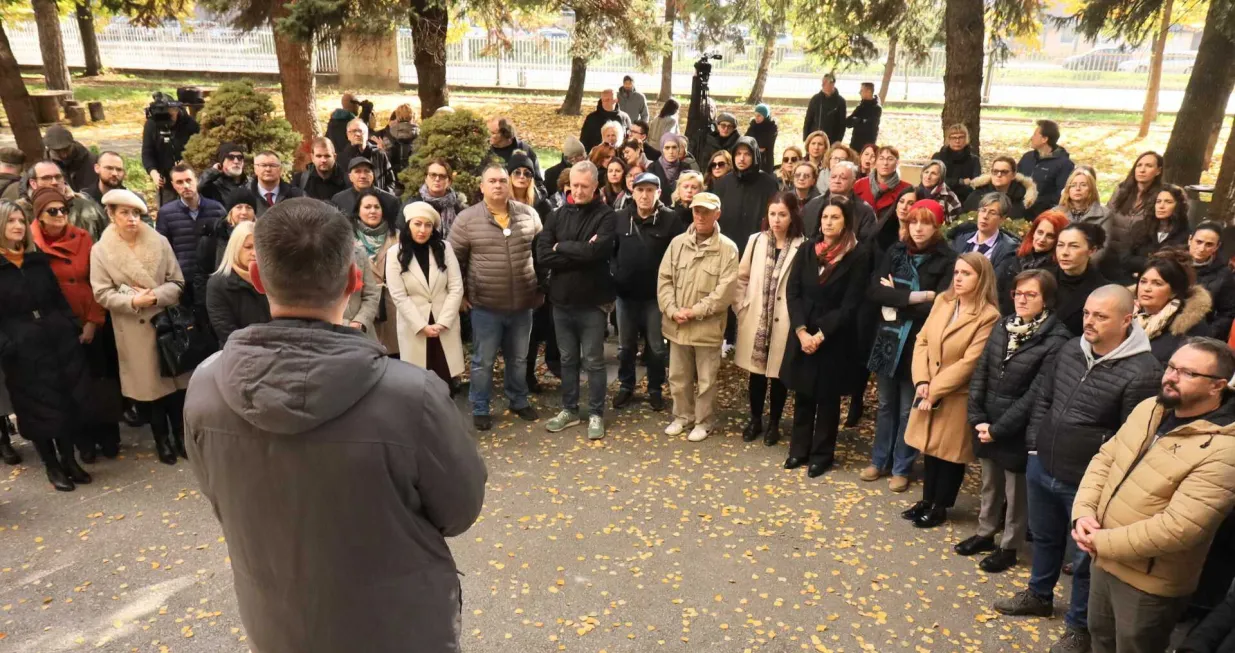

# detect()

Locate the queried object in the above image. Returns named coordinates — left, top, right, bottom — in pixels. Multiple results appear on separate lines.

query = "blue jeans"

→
left=616, top=297, right=666, bottom=396
left=1026, top=455, right=1091, bottom=629
left=871, top=373, right=918, bottom=476
left=468, top=307, right=533, bottom=416
left=553, top=305, right=608, bottom=417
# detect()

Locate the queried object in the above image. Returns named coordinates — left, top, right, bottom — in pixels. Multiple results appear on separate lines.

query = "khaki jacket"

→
left=657, top=226, right=740, bottom=347
left=386, top=243, right=466, bottom=378
left=732, top=232, right=803, bottom=378
left=1073, top=397, right=1235, bottom=597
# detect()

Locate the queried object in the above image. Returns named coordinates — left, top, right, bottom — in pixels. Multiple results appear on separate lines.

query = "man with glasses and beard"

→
left=83, top=151, right=127, bottom=205
left=23, top=160, right=111, bottom=239
left=198, top=143, right=251, bottom=206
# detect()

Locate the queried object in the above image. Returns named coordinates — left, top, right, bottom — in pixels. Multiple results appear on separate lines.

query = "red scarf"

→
left=813, top=231, right=856, bottom=284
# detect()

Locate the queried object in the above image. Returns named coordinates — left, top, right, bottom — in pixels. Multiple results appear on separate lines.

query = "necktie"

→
left=265, top=192, right=275, bottom=207
left=977, top=243, right=992, bottom=254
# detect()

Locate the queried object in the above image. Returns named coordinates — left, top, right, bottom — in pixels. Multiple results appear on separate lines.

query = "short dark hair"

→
left=991, top=156, right=1017, bottom=172
left=97, top=150, right=124, bottom=163
left=631, top=119, right=650, bottom=134
left=1060, top=222, right=1106, bottom=250
left=861, top=82, right=875, bottom=91
left=1036, top=120, right=1061, bottom=148
left=1180, top=337, right=1235, bottom=382
left=492, top=118, right=515, bottom=141
left=1192, top=221, right=1223, bottom=240
left=254, top=150, right=281, bottom=162
left=170, top=162, right=195, bottom=177
left=254, top=198, right=355, bottom=308
left=623, top=74, right=633, bottom=83
left=1013, top=268, right=1058, bottom=309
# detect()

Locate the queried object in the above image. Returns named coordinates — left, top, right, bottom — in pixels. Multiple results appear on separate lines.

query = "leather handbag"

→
left=151, top=304, right=215, bottom=377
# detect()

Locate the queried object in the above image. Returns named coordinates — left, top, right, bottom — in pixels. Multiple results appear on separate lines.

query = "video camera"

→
left=686, top=53, right=724, bottom=143
left=145, top=92, right=178, bottom=123
left=693, top=53, right=723, bottom=80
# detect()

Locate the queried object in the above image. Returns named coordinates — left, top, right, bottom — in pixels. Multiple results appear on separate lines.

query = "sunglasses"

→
left=511, top=169, right=534, bottom=178
left=783, top=156, right=801, bottom=163
left=992, top=168, right=1013, bottom=176
left=44, top=207, right=67, bottom=217
left=224, top=154, right=245, bottom=161
left=710, top=162, right=728, bottom=169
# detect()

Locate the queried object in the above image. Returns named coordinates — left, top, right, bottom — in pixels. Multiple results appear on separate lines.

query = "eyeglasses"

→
left=710, top=162, right=728, bottom=169
left=43, top=207, right=67, bottom=217
left=1165, top=363, right=1226, bottom=382
left=511, top=169, right=533, bottom=179
left=1011, top=290, right=1040, bottom=301
left=793, top=172, right=815, bottom=179
left=255, top=163, right=281, bottom=169
left=426, top=172, right=449, bottom=181
left=783, top=156, right=801, bottom=163
left=36, top=174, right=64, bottom=183
left=991, top=168, right=1013, bottom=176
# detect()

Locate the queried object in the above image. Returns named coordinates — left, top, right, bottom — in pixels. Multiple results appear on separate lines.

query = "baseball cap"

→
left=632, top=172, right=661, bottom=188
left=689, top=192, right=721, bottom=211
left=348, top=156, right=374, bottom=172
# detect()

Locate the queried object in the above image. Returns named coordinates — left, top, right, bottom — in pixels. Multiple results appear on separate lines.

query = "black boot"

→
left=122, top=403, right=147, bottom=427
left=741, top=416, right=763, bottom=442
left=35, top=441, right=73, bottom=491
left=78, top=441, right=97, bottom=464
left=59, top=446, right=92, bottom=485
left=0, top=428, right=21, bottom=465
left=150, top=425, right=177, bottom=465
left=762, top=419, right=780, bottom=446
left=172, top=429, right=188, bottom=461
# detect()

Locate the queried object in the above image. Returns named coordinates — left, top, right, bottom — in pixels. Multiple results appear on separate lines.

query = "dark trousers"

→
left=749, top=372, right=787, bottom=422
left=1027, top=454, right=1091, bottom=629
left=921, top=455, right=966, bottom=508
left=789, top=392, right=840, bottom=464
left=527, top=302, right=560, bottom=381
left=617, top=297, right=666, bottom=396
left=79, top=421, right=121, bottom=455
left=143, top=390, right=185, bottom=442
left=1089, top=565, right=1190, bottom=653
left=34, top=438, right=74, bottom=466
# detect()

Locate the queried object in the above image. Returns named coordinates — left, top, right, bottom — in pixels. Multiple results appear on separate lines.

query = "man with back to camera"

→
left=185, top=198, right=486, bottom=653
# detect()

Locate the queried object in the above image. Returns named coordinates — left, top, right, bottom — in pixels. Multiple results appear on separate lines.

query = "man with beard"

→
left=487, top=117, right=541, bottom=181
left=0, top=147, right=24, bottom=201
left=83, top=151, right=127, bottom=204
left=339, top=119, right=396, bottom=193
left=1073, top=338, right=1235, bottom=653
left=198, top=142, right=251, bottom=206
left=23, top=160, right=111, bottom=239
left=43, top=124, right=98, bottom=193
left=295, top=137, right=349, bottom=201
left=993, top=285, right=1161, bottom=653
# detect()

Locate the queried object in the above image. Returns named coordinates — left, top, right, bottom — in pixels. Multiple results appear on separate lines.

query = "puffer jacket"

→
left=1017, top=147, right=1075, bottom=217
left=1137, top=284, right=1214, bottom=364
left=1028, top=324, right=1163, bottom=485
left=1197, top=259, right=1235, bottom=340
left=961, top=173, right=1038, bottom=220
left=713, top=136, right=780, bottom=254
left=537, top=196, right=617, bottom=307
left=448, top=199, right=542, bottom=313
left=613, top=204, right=684, bottom=301
left=155, top=197, right=227, bottom=303
left=968, top=313, right=1072, bottom=472
left=1073, top=397, right=1235, bottom=598
left=656, top=225, right=740, bottom=347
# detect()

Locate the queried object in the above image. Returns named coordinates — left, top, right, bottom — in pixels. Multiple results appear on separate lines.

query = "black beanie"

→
left=216, top=141, right=245, bottom=164
left=225, top=187, right=259, bottom=212
left=505, top=151, right=535, bottom=175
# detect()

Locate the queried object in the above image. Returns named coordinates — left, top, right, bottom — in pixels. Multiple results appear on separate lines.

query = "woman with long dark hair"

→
left=602, top=157, right=629, bottom=207
left=1133, top=250, right=1213, bottom=364
left=1107, top=151, right=1164, bottom=253
left=733, top=192, right=806, bottom=446
left=1123, top=183, right=1190, bottom=281
left=782, top=196, right=873, bottom=477
left=648, top=99, right=680, bottom=146
left=350, top=188, right=398, bottom=351
left=386, top=202, right=464, bottom=387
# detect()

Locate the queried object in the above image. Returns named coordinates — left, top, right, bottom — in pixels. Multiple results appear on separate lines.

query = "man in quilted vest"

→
left=1073, top=337, right=1235, bottom=653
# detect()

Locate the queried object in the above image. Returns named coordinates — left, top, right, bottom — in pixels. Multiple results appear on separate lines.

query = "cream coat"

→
left=369, top=236, right=399, bottom=354
left=657, top=226, right=740, bottom=347
left=344, top=244, right=382, bottom=341
left=386, top=242, right=465, bottom=377
left=732, top=232, right=803, bottom=378
left=90, top=223, right=190, bottom=402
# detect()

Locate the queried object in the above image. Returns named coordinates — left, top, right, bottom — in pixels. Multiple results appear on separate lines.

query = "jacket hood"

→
left=734, top=135, right=762, bottom=176
left=209, top=319, right=388, bottom=435
left=1039, top=146, right=1071, bottom=162
left=1157, top=395, right=1235, bottom=437
left=329, top=108, right=355, bottom=120
left=1080, top=321, right=1153, bottom=368
left=1123, top=284, right=1213, bottom=336
left=967, top=173, right=1038, bottom=209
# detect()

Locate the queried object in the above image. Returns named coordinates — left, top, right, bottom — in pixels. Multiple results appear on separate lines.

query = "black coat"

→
left=802, top=191, right=878, bottom=243
left=339, top=143, right=397, bottom=194
left=579, top=100, right=631, bottom=153
left=0, top=252, right=91, bottom=443
left=613, top=204, right=684, bottom=301
left=866, top=240, right=957, bottom=380
left=1052, top=263, right=1109, bottom=337
left=1197, top=258, right=1235, bottom=340
left=947, top=221, right=1022, bottom=274
left=248, top=179, right=306, bottom=218
left=295, top=164, right=349, bottom=202
left=491, top=139, right=542, bottom=180
left=193, top=217, right=231, bottom=313
left=1122, top=220, right=1190, bottom=282
left=49, top=142, right=98, bottom=194
left=996, top=251, right=1054, bottom=316
left=745, top=118, right=779, bottom=175
left=536, top=196, right=617, bottom=306
left=782, top=240, right=874, bottom=398
left=197, top=167, right=251, bottom=207
left=803, top=90, right=846, bottom=144
left=968, top=314, right=1072, bottom=472
left=141, top=113, right=200, bottom=178
left=155, top=197, right=227, bottom=304
left=713, top=137, right=781, bottom=255
left=206, top=272, right=271, bottom=345
left=846, top=98, right=882, bottom=151
left=1179, top=582, right=1235, bottom=653
left=331, top=186, right=401, bottom=224
left=932, top=145, right=983, bottom=204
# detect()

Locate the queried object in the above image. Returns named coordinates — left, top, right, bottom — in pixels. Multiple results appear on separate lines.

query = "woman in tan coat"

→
left=733, top=191, right=805, bottom=446
left=351, top=188, right=399, bottom=354
left=902, top=251, right=1000, bottom=528
left=386, top=202, right=464, bottom=388
left=91, top=189, right=190, bottom=465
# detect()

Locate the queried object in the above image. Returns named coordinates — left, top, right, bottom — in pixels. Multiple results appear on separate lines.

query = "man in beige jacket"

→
left=656, top=192, right=739, bottom=442
left=1073, top=337, right=1235, bottom=653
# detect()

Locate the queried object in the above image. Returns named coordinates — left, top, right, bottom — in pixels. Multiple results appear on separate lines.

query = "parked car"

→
left=1062, top=46, right=1140, bottom=72
left=1118, top=51, right=1198, bottom=74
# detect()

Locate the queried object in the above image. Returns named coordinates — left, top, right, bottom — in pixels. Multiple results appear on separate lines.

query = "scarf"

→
left=1005, top=310, right=1051, bottom=359
left=867, top=169, right=902, bottom=203
left=1134, top=299, right=1182, bottom=340
left=814, top=231, right=856, bottom=284
left=866, top=243, right=927, bottom=377
left=1, top=248, right=23, bottom=269
left=418, top=184, right=462, bottom=235
left=658, top=154, right=683, bottom=186
left=355, top=222, right=389, bottom=260
left=752, top=233, right=794, bottom=368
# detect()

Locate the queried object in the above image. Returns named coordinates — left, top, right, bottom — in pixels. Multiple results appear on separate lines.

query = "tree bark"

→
left=1139, top=0, right=1173, bottom=139
left=878, top=34, right=898, bottom=104
left=0, top=22, right=44, bottom=162
left=560, top=56, right=588, bottom=115
left=1211, top=115, right=1235, bottom=224
left=942, top=0, right=984, bottom=155
left=409, top=0, right=450, bottom=118
left=76, top=2, right=102, bottom=77
left=658, top=0, right=675, bottom=102
left=1162, top=0, right=1235, bottom=185
left=746, top=32, right=776, bottom=104
left=270, top=0, right=319, bottom=170
left=32, top=0, right=72, bottom=91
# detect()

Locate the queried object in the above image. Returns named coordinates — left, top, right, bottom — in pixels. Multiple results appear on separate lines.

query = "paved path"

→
left=1, top=361, right=1071, bottom=652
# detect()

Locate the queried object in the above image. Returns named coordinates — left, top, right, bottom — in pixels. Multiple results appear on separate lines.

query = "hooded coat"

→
left=579, top=100, right=632, bottom=153
left=961, top=173, right=1039, bottom=220
left=185, top=318, right=486, bottom=653
left=745, top=117, right=779, bottom=175
left=713, top=136, right=781, bottom=254
left=1018, top=147, right=1075, bottom=217
left=1134, top=284, right=1214, bottom=364
left=47, top=142, right=98, bottom=194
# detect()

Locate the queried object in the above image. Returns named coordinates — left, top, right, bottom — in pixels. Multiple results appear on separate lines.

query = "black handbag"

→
left=151, top=304, right=215, bottom=377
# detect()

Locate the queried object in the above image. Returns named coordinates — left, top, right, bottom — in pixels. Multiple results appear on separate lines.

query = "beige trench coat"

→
left=656, top=226, right=740, bottom=347
left=369, top=236, right=400, bottom=354
left=385, top=242, right=465, bottom=377
left=344, top=243, right=383, bottom=340
left=732, top=232, right=803, bottom=378
left=90, top=223, right=190, bottom=402
left=904, top=295, right=1000, bottom=464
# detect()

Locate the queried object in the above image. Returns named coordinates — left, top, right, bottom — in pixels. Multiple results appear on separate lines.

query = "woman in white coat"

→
left=385, top=202, right=464, bottom=388
left=733, top=191, right=806, bottom=446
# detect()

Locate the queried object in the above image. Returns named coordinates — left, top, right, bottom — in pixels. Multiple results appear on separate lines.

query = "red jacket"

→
left=32, top=222, right=105, bottom=326
left=853, top=177, right=912, bottom=216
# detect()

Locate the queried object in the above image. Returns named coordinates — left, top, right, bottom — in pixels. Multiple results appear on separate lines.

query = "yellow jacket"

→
left=657, top=226, right=739, bottom=347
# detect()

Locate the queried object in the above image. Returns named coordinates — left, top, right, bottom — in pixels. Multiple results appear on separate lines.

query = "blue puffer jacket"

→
left=155, top=197, right=226, bottom=302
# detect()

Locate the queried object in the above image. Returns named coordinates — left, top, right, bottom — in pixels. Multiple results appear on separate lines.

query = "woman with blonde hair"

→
left=932, top=123, right=982, bottom=203
left=705, top=150, right=733, bottom=191
left=1059, top=167, right=1108, bottom=228
left=803, top=131, right=831, bottom=171
left=901, top=251, right=1001, bottom=528
left=818, top=142, right=857, bottom=191
left=205, top=221, right=269, bottom=345
left=778, top=145, right=804, bottom=191
left=671, top=170, right=705, bottom=225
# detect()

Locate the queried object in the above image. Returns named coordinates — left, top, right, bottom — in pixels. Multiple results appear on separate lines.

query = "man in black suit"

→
left=249, top=151, right=305, bottom=217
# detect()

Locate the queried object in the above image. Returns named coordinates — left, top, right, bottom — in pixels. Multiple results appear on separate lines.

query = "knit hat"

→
left=100, top=188, right=148, bottom=215
left=216, top=141, right=245, bottom=164
left=506, top=152, right=536, bottom=175
left=563, top=136, right=586, bottom=160
left=225, top=187, right=259, bottom=213
left=0, top=147, right=25, bottom=167
left=402, top=201, right=441, bottom=227
left=31, top=186, right=67, bottom=218
left=755, top=104, right=770, bottom=119
left=716, top=112, right=737, bottom=126
left=909, top=199, right=946, bottom=226
left=43, top=125, right=73, bottom=150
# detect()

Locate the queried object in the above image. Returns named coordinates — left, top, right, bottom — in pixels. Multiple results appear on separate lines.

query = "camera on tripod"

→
left=694, top=53, right=723, bottom=80
left=145, top=92, right=177, bottom=123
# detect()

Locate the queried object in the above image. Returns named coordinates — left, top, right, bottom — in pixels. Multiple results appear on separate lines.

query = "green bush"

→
left=948, top=210, right=1031, bottom=239
left=398, top=108, right=493, bottom=203
left=182, top=81, right=301, bottom=178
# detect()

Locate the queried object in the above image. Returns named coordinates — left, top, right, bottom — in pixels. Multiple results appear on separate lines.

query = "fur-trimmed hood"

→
left=1128, top=283, right=1213, bottom=337
left=967, top=172, right=1038, bottom=209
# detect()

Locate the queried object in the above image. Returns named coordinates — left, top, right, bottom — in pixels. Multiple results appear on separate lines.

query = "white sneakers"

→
left=687, top=425, right=710, bottom=442
left=665, top=419, right=710, bottom=442
left=665, top=419, right=690, bottom=436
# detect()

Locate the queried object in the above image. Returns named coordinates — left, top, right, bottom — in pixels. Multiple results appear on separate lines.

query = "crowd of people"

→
left=3, top=75, right=1235, bottom=653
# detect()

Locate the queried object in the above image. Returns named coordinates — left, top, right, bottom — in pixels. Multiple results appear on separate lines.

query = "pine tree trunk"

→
left=942, top=0, right=984, bottom=155
left=76, top=2, right=102, bottom=77
left=271, top=0, right=319, bottom=170
left=1139, top=0, right=1173, bottom=139
left=409, top=0, right=450, bottom=118
left=878, top=34, right=898, bottom=104
left=560, top=56, right=588, bottom=116
left=32, top=0, right=72, bottom=91
left=1162, top=0, right=1235, bottom=185
left=1211, top=116, right=1235, bottom=224
left=747, top=33, right=776, bottom=104
left=658, top=0, right=675, bottom=102
left=0, top=22, right=45, bottom=162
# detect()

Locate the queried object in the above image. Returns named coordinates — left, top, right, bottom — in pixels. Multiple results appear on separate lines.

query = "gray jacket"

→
left=617, top=87, right=650, bottom=124
left=185, top=319, right=486, bottom=653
